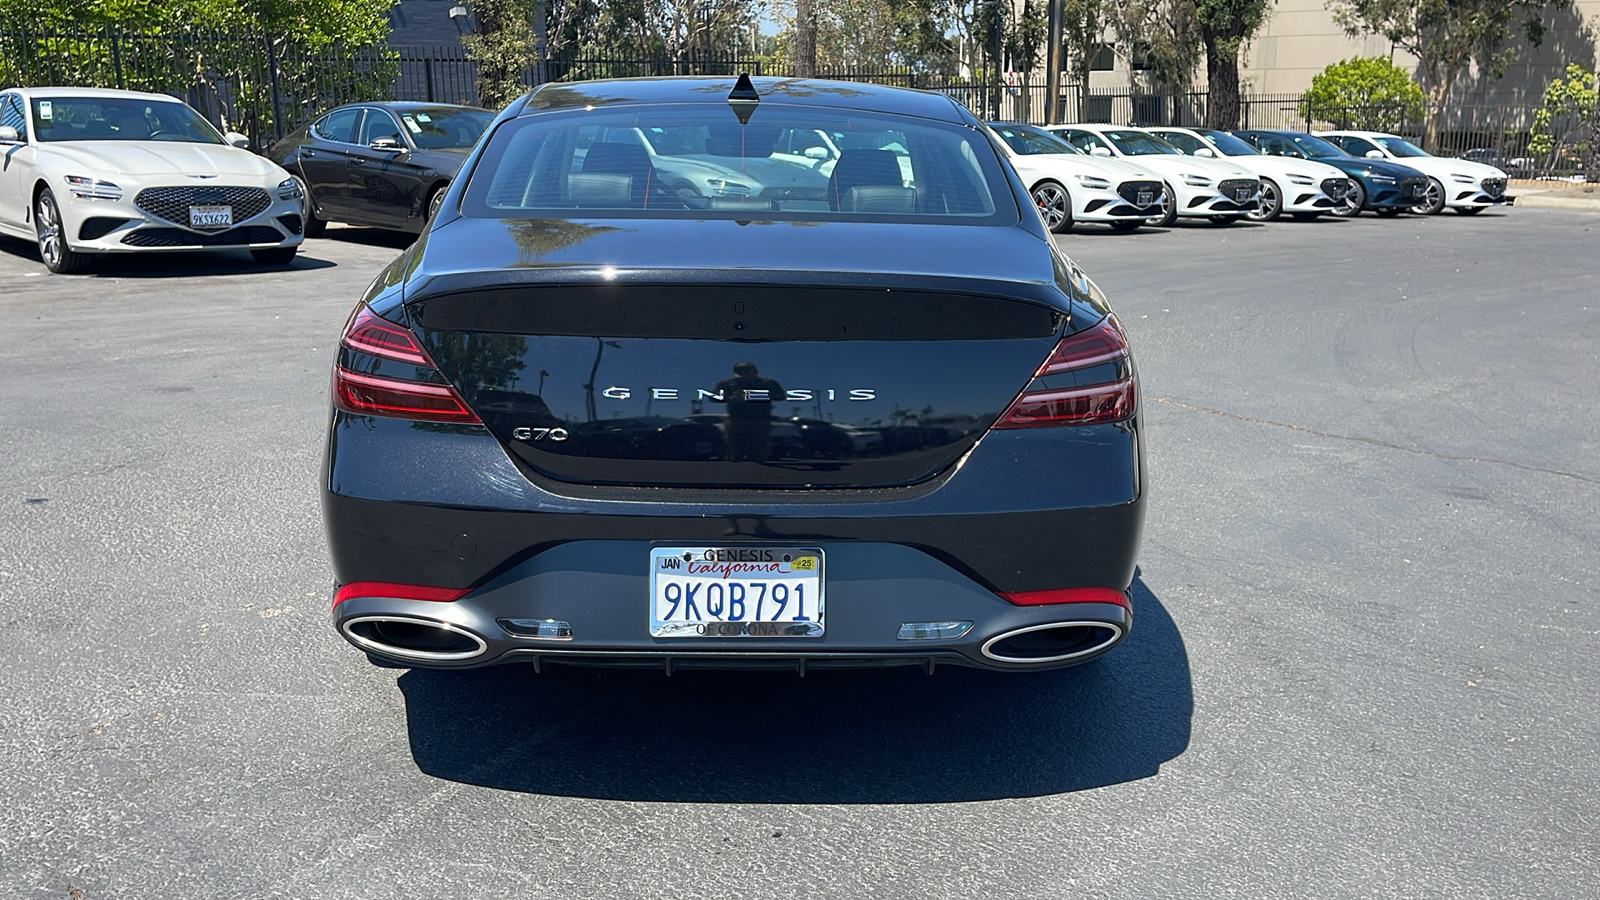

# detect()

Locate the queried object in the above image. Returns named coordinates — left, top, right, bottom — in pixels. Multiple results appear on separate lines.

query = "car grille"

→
left=134, top=186, right=272, bottom=232
left=1219, top=179, right=1258, bottom=202
left=1116, top=180, right=1162, bottom=208
left=1400, top=176, right=1428, bottom=199
left=121, top=226, right=286, bottom=247
left=1321, top=177, right=1350, bottom=198
left=1482, top=177, right=1506, bottom=198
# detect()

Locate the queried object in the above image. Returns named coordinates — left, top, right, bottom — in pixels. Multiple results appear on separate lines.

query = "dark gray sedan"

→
left=267, top=102, right=493, bottom=235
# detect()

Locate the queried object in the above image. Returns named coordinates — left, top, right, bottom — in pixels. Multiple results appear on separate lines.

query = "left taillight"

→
left=994, top=315, right=1136, bottom=429
left=333, top=306, right=481, bottom=424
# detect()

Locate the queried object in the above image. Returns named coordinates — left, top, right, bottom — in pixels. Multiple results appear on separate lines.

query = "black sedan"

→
left=323, top=76, right=1145, bottom=674
left=268, top=102, right=492, bottom=235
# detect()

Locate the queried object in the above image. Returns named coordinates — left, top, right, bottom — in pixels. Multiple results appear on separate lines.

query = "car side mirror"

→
left=1365, top=149, right=1384, bottom=159
left=1090, top=146, right=1112, bottom=157
left=1193, top=147, right=1215, bottom=158
left=0, top=125, right=18, bottom=142
left=225, top=131, right=250, bottom=149
left=369, top=136, right=404, bottom=153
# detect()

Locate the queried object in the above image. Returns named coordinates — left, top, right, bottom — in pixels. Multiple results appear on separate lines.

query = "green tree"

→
left=1299, top=56, right=1425, bottom=132
left=1115, top=0, right=1201, bottom=91
left=462, top=0, right=536, bottom=109
left=1194, top=0, right=1268, bottom=129
left=1329, top=0, right=1569, bottom=150
left=1528, top=63, right=1599, bottom=178
left=1060, top=0, right=1113, bottom=121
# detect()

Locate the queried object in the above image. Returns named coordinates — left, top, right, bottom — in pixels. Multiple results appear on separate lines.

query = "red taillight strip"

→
left=1036, top=316, right=1129, bottom=376
left=333, top=581, right=472, bottom=608
left=333, top=367, right=482, bottom=423
left=998, top=587, right=1130, bottom=608
left=993, top=378, right=1136, bottom=429
left=341, top=306, right=433, bottom=366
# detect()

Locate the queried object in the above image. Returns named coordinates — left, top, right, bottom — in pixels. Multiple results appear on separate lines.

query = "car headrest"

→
left=842, top=186, right=917, bottom=214
left=568, top=173, right=633, bottom=205
left=829, top=150, right=905, bottom=209
left=583, top=142, right=653, bottom=176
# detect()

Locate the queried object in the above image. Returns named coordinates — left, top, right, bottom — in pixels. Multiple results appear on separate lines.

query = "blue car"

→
left=1231, top=129, right=1429, bottom=217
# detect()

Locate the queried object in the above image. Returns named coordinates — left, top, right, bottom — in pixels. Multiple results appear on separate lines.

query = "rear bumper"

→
left=323, top=411, right=1146, bottom=670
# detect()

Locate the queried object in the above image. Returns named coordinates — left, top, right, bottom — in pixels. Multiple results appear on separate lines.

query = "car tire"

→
left=1375, top=207, right=1404, bottom=217
left=1030, top=180, right=1073, bottom=234
left=1108, top=220, right=1142, bottom=232
left=34, top=188, right=92, bottom=275
left=251, top=246, right=298, bottom=266
left=1329, top=179, right=1364, bottom=218
left=1454, top=206, right=1485, bottom=215
left=1412, top=177, right=1446, bottom=215
left=1146, top=183, right=1178, bottom=227
left=294, top=175, right=327, bottom=238
left=424, top=184, right=448, bottom=223
left=1247, top=178, right=1282, bottom=221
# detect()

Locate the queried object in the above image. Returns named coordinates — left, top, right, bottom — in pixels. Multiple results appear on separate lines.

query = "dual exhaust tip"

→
left=342, top=616, right=1123, bottom=667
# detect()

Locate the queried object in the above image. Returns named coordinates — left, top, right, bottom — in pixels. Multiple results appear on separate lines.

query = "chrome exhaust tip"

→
left=341, top=615, right=488, bottom=662
left=980, top=621, right=1125, bottom=665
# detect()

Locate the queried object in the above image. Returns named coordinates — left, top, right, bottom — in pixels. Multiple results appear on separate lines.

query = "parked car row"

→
left=982, top=120, right=1511, bottom=234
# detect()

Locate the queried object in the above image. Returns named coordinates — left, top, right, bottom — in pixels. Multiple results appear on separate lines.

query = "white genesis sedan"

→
left=1315, top=130, right=1510, bottom=215
left=1146, top=126, right=1354, bottom=221
left=0, top=87, right=304, bottom=273
left=1046, top=124, right=1261, bottom=226
left=985, top=123, right=1165, bottom=233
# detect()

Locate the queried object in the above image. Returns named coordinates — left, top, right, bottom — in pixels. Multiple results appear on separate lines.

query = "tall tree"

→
left=1060, top=0, right=1113, bottom=121
left=1330, top=0, right=1569, bottom=149
left=462, top=0, right=536, bottom=109
left=1193, top=0, right=1268, bottom=128
left=1114, top=0, right=1201, bottom=91
left=795, top=0, right=817, bottom=75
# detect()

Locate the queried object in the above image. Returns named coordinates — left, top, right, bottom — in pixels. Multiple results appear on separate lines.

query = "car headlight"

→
left=1369, top=174, right=1397, bottom=185
left=1075, top=175, right=1111, bottom=190
left=1182, top=173, right=1212, bottom=187
left=1450, top=173, right=1476, bottom=184
left=1286, top=173, right=1315, bottom=185
left=63, top=175, right=123, bottom=201
left=706, top=178, right=751, bottom=196
left=276, top=177, right=302, bottom=200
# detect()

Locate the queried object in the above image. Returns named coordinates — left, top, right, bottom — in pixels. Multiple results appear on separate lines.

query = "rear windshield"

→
left=460, top=104, right=1012, bottom=224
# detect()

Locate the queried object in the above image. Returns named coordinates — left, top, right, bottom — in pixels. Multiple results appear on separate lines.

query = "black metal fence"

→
left=1, top=26, right=1587, bottom=174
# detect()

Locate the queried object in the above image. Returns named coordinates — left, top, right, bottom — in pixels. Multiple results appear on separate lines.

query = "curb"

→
left=1507, top=180, right=1600, bottom=211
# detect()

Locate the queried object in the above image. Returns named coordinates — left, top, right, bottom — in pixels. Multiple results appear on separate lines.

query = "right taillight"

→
left=994, top=315, right=1136, bottom=429
left=332, top=305, right=481, bottom=424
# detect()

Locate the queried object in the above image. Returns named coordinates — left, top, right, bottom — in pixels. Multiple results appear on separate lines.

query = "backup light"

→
left=897, top=621, right=974, bottom=641
left=498, top=618, right=575, bottom=641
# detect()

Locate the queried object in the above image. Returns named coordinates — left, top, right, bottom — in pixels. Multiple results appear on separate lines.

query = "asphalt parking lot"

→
left=2, top=208, right=1597, bottom=899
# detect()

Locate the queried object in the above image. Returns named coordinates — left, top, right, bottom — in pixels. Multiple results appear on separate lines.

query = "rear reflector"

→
left=333, top=367, right=481, bottom=423
left=333, top=581, right=472, bottom=607
left=998, top=587, right=1130, bottom=608
left=342, top=306, right=434, bottom=366
left=995, top=315, right=1136, bottom=428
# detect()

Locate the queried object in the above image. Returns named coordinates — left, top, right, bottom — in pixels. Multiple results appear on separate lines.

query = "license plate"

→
left=189, top=205, right=232, bottom=228
left=1235, top=189, right=1251, bottom=201
left=650, top=546, right=824, bottom=638
left=1137, top=191, right=1153, bottom=206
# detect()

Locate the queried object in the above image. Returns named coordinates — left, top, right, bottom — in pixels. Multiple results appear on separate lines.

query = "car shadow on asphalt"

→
left=316, top=226, right=417, bottom=250
left=396, top=574, right=1193, bottom=803
left=0, top=234, right=336, bottom=276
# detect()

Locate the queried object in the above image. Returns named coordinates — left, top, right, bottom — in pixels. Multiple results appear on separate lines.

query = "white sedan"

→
left=986, top=122, right=1166, bottom=233
left=1046, top=124, right=1261, bottom=226
left=1316, top=130, right=1509, bottom=215
left=0, top=87, right=304, bottom=274
left=1146, top=126, right=1354, bottom=221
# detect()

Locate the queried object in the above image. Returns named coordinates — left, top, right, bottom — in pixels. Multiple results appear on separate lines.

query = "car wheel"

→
left=1412, top=177, right=1446, bottom=215
left=1329, top=179, right=1364, bottom=218
left=1146, top=183, right=1177, bottom=227
left=1375, top=207, right=1404, bottom=217
left=1108, top=220, right=1142, bottom=232
left=1454, top=206, right=1485, bottom=215
left=295, top=175, right=326, bottom=238
left=424, top=185, right=448, bottom=223
left=251, top=246, right=298, bottom=266
left=1030, top=180, right=1073, bottom=234
left=34, top=188, right=92, bottom=274
left=1247, top=178, right=1282, bottom=221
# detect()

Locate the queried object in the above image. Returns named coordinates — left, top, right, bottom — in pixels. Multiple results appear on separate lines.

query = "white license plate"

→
left=650, top=546, right=824, bottom=638
left=1235, top=189, right=1251, bottom=201
left=1137, top=191, right=1153, bottom=205
left=189, top=205, right=232, bottom=228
